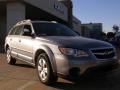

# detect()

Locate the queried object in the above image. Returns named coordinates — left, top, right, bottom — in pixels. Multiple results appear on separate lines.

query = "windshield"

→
left=32, top=22, right=79, bottom=36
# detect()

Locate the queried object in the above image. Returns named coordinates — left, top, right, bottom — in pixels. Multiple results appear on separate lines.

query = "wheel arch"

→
left=34, top=46, right=57, bottom=76
left=5, top=44, right=9, bottom=52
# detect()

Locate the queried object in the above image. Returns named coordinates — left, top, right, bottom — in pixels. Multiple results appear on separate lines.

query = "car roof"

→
left=14, top=20, right=58, bottom=27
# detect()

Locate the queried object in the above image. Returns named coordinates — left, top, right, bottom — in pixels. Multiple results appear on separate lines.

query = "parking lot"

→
left=1, top=47, right=120, bottom=90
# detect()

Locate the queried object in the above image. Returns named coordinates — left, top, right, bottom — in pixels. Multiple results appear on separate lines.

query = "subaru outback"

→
left=5, top=20, right=118, bottom=84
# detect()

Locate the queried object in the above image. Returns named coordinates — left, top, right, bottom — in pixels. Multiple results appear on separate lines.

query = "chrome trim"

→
left=90, top=47, right=114, bottom=51
left=89, top=47, right=116, bottom=60
left=93, top=50, right=114, bottom=56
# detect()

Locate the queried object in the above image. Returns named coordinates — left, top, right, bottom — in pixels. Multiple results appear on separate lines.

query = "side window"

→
left=22, top=25, right=32, bottom=36
left=9, top=27, right=16, bottom=35
left=9, top=26, right=23, bottom=35
left=14, top=26, right=23, bottom=35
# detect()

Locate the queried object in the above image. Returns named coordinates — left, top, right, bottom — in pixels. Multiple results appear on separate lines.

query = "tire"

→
left=37, top=53, right=58, bottom=85
left=6, top=48, right=16, bottom=65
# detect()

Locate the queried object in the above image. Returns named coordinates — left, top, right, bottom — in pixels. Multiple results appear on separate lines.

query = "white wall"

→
left=7, top=2, right=25, bottom=32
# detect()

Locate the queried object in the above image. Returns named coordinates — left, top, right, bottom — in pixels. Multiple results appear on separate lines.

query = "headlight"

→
left=76, top=50, right=89, bottom=57
left=59, top=47, right=89, bottom=57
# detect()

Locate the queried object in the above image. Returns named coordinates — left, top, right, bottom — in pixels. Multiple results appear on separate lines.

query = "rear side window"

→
left=9, top=26, right=23, bottom=35
left=14, top=26, right=23, bottom=35
left=9, top=27, right=16, bottom=35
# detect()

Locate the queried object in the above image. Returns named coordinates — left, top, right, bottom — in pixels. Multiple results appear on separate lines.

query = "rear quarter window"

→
left=9, top=27, right=16, bottom=35
left=9, top=26, right=23, bottom=35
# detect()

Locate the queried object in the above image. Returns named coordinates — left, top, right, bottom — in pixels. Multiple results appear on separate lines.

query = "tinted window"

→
left=9, top=26, right=23, bottom=35
left=9, top=27, right=16, bottom=35
left=32, top=23, right=78, bottom=36
left=22, top=25, right=32, bottom=36
left=24, top=25, right=31, bottom=31
left=14, top=26, right=23, bottom=35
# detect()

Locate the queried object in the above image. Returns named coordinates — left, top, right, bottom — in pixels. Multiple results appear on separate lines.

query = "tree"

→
left=113, top=25, right=119, bottom=33
left=107, top=32, right=115, bottom=38
left=101, top=32, right=107, bottom=40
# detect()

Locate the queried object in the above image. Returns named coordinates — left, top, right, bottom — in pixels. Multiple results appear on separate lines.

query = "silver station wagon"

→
left=5, top=20, right=118, bottom=84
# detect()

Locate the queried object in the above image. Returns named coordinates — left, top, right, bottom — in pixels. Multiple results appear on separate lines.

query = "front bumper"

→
left=55, top=55, right=118, bottom=76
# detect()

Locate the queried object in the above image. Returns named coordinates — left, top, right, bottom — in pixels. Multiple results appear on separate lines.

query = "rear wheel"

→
left=37, top=53, right=58, bottom=85
left=6, top=48, right=16, bottom=65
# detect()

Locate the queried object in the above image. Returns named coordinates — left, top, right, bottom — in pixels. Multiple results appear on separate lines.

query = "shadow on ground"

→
left=50, top=68, right=120, bottom=90
left=14, top=63, right=35, bottom=68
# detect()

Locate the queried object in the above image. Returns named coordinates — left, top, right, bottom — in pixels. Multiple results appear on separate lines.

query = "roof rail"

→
left=16, top=19, right=31, bottom=25
left=51, top=21, right=57, bottom=23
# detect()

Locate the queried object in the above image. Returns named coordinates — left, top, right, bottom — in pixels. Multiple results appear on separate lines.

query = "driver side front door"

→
left=17, top=25, right=34, bottom=63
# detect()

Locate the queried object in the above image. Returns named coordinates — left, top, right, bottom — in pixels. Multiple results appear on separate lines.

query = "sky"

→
left=72, top=0, right=120, bottom=33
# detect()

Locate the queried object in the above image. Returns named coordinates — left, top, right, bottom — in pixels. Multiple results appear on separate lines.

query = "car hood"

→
left=37, top=36, right=113, bottom=50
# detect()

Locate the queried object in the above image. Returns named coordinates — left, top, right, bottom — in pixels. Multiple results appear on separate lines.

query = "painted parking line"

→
left=17, top=81, right=36, bottom=90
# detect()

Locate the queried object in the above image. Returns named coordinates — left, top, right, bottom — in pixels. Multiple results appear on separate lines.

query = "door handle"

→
left=19, top=40, right=21, bottom=42
left=10, top=38, right=12, bottom=41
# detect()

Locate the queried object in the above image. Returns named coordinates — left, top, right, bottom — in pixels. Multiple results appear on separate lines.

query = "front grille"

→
left=91, top=48, right=115, bottom=59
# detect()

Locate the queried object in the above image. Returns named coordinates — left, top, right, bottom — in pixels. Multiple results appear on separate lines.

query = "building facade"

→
left=73, top=16, right=81, bottom=34
left=81, top=23, right=103, bottom=39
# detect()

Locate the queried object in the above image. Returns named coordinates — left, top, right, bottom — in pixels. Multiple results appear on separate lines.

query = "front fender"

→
left=33, top=45, right=57, bottom=74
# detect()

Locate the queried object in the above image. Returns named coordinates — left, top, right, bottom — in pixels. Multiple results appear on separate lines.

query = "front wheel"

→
left=37, top=53, right=58, bottom=85
left=6, top=48, right=16, bottom=65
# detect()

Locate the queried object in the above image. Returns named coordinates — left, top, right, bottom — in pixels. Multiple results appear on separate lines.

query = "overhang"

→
left=0, top=0, right=68, bottom=22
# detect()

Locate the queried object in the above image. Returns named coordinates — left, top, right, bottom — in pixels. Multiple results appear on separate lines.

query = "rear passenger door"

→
left=8, top=26, right=23, bottom=58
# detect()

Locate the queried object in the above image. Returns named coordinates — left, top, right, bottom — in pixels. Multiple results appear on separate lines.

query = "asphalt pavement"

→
left=1, top=48, right=120, bottom=90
